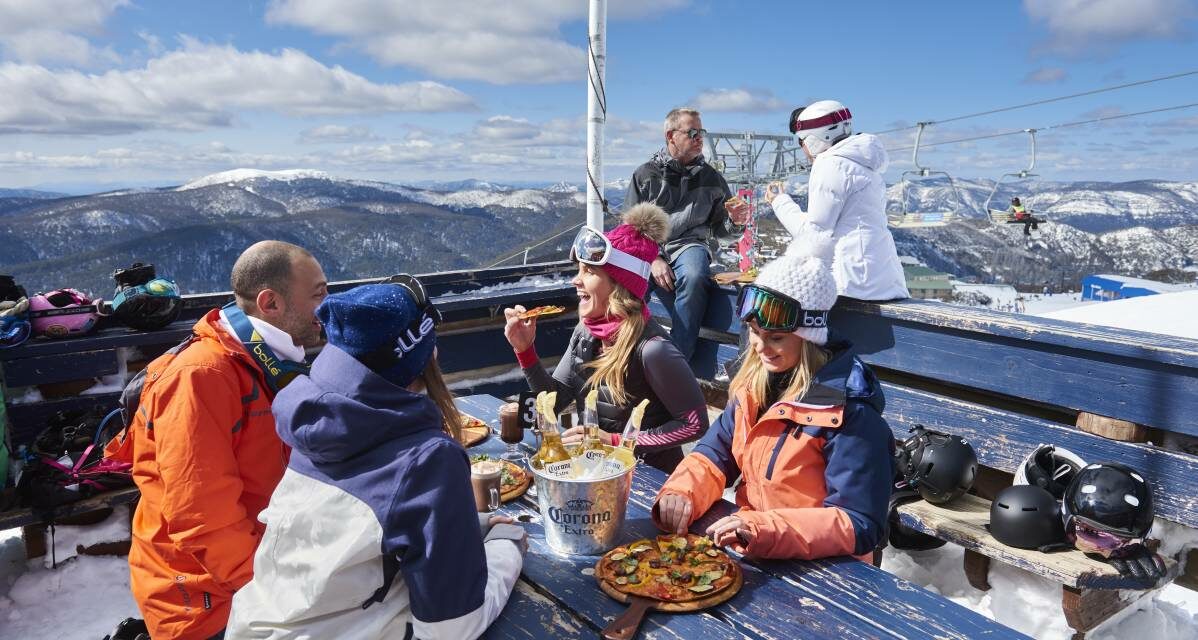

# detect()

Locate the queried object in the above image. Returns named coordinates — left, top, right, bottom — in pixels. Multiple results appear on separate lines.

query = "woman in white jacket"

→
left=766, top=101, right=908, bottom=301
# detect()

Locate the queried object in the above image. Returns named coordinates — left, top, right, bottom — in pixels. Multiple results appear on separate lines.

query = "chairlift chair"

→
left=890, top=122, right=962, bottom=229
left=983, top=129, right=1047, bottom=227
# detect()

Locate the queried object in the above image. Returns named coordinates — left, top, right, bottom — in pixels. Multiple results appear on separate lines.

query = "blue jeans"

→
left=652, top=245, right=710, bottom=362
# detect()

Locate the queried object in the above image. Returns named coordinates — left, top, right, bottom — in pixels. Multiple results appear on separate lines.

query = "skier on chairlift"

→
left=1010, top=197, right=1038, bottom=236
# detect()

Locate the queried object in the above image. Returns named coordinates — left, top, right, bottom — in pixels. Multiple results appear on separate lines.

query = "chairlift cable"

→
left=888, top=101, right=1198, bottom=152
left=875, top=69, right=1198, bottom=135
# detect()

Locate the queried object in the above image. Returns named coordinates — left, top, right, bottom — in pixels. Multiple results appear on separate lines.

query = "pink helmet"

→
left=28, top=289, right=102, bottom=338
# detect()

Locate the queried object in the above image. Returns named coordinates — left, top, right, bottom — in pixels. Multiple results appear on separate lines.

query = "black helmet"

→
left=896, top=426, right=977, bottom=505
left=111, top=262, right=183, bottom=331
left=113, top=262, right=157, bottom=288
left=1063, top=462, right=1153, bottom=539
left=1015, top=444, right=1086, bottom=500
left=989, top=485, right=1065, bottom=549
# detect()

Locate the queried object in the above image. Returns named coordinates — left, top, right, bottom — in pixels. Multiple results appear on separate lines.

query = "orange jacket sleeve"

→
left=652, top=404, right=740, bottom=531
left=734, top=506, right=859, bottom=560
left=152, top=364, right=260, bottom=593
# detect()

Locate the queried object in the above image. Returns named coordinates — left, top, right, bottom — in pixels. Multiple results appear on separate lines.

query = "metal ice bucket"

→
left=529, top=461, right=634, bottom=555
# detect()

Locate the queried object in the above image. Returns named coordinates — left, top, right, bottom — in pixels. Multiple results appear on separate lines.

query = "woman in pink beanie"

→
left=504, top=204, right=709, bottom=472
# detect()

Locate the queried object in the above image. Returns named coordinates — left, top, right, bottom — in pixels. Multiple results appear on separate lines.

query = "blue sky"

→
left=2, top=0, right=1197, bottom=191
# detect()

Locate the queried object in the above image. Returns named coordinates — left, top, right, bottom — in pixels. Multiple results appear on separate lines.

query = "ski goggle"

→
left=381, top=273, right=442, bottom=327
left=736, top=284, right=828, bottom=332
left=1069, top=519, right=1140, bottom=559
left=111, top=278, right=180, bottom=311
left=569, top=226, right=651, bottom=281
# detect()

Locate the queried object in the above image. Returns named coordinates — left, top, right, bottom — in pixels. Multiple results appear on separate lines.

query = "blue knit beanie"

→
left=318, top=283, right=437, bottom=388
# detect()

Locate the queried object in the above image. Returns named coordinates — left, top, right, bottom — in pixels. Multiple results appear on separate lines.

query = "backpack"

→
left=102, top=334, right=198, bottom=463
left=16, top=407, right=134, bottom=510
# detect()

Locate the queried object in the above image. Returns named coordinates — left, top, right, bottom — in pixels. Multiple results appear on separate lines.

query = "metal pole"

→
left=586, top=0, right=607, bottom=231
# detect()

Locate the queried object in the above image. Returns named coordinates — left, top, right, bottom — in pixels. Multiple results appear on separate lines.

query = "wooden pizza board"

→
left=593, top=555, right=744, bottom=613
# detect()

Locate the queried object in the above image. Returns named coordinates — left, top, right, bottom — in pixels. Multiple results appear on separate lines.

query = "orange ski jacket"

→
left=105, top=309, right=289, bottom=640
left=654, top=340, right=894, bottom=561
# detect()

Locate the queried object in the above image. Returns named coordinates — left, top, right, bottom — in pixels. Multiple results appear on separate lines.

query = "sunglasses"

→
left=673, top=127, right=707, bottom=140
left=382, top=273, right=443, bottom=327
left=736, top=284, right=828, bottom=332
left=569, top=226, right=652, bottom=280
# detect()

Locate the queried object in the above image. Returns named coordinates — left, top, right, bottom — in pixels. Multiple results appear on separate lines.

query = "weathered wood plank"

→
left=2, top=349, right=120, bottom=387
left=881, top=383, right=1198, bottom=529
left=895, top=494, right=1177, bottom=589
left=458, top=396, right=1025, bottom=640
left=0, top=486, right=139, bottom=531
left=482, top=580, right=592, bottom=640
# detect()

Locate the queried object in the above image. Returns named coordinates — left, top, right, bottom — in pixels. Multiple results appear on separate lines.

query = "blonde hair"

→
left=584, top=278, right=646, bottom=406
left=664, top=107, right=701, bottom=134
left=729, top=337, right=830, bottom=420
left=418, top=357, right=463, bottom=441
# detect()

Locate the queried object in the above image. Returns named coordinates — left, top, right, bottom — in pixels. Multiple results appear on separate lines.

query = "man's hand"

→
left=726, top=197, right=751, bottom=225
left=706, top=515, right=754, bottom=552
left=651, top=257, right=676, bottom=292
left=656, top=493, right=692, bottom=535
left=503, top=305, right=537, bottom=353
left=560, top=425, right=585, bottom=446
left=765, top=181, right=786, bottom=202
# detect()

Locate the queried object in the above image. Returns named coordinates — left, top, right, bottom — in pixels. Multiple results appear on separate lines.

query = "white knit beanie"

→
left=753, top=225, right=837, bottom=345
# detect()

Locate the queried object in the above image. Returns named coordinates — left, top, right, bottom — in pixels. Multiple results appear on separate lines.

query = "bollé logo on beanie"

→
left=753, top=224, right=838, bottom=345
left=318, top=283, right=437, bottom=387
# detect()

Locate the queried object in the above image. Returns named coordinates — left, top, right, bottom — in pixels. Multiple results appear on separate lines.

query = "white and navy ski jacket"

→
left=771, top=134, right=909, bottom=301
left=226, top=345, right=522, bottom=640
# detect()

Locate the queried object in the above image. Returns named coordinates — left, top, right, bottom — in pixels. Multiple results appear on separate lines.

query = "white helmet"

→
left=790, top=100, right=853, bottom=155
left=1014, top=443, right=1087, bottom=500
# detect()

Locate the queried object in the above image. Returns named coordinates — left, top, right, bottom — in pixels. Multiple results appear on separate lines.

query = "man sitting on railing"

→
left=103, top=241, right=328, bottom=640
left=625, top=107, right=750, bottom=363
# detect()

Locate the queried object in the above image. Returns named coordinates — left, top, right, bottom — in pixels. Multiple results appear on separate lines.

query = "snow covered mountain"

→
left=883, top=178, right=1198, bottom=233
left=0, top=170, right=585, bottom=296
left=1, top=170, right=1194, bottom=297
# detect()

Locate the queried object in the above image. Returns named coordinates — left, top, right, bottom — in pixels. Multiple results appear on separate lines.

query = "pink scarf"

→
left=583, top=305, right=651, bottom=343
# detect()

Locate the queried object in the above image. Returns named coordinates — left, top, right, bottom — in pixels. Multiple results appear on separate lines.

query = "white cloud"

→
left=0, top=40, right=477, bottom=135
left=266, top=0, right=688, bottom=84
left=1024, top=0, right=1197, bottom=54
left=1022, top=67, right=1069, bottom=84
left=299, top=124, right=379, bottom=143
left=690, top=88, right=785, bottom=113
left=0, top=0, right=129, bottom=65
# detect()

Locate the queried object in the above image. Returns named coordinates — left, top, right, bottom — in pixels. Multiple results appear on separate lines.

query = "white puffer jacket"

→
left=771, top=134, right=909, bottom=301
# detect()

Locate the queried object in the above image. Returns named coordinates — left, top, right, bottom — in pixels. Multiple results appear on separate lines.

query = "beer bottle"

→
left=573, top=389, right=607, bottom=477
left=589, top=399, right=650, bottom=479
left=530, top=391, right=572, bottom=478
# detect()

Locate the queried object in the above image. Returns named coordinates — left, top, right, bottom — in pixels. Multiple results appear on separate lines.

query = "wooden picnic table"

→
left=456, top=394, right=1028, bottom=640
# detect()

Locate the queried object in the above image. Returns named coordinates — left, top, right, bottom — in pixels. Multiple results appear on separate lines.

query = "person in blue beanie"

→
left=227, top=276, right=526, bottom=640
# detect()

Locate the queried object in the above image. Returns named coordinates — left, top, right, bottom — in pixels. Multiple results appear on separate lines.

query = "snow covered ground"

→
left=883, top=545, right=1198, bottom=640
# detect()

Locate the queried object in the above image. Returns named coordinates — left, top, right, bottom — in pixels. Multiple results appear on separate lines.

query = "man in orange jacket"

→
left=105, top=241, right=327, bottom=640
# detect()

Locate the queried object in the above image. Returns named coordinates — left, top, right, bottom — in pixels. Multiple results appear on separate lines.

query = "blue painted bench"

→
left=458, top=394, right=1026, bottom=640
left=676, top=284, right=1198, bottom=638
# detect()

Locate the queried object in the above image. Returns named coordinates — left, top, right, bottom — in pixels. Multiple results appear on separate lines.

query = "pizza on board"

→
left=596, top=534, right=738, bottom=603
